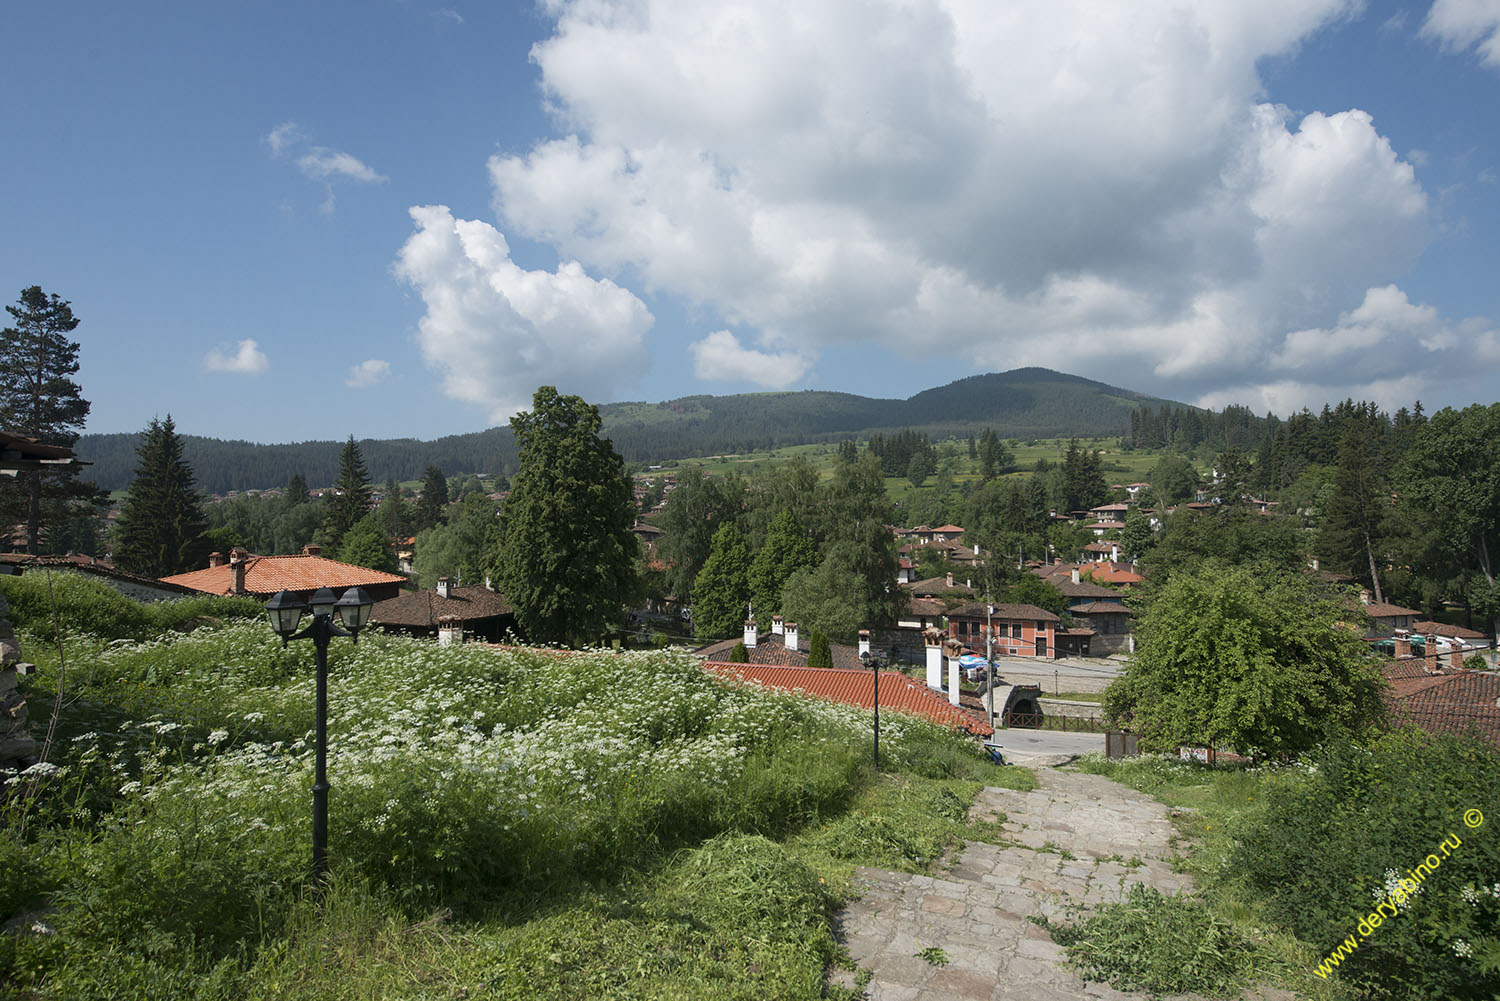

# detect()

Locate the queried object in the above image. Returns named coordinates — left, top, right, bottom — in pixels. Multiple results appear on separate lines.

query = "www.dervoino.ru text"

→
left=1315, top=829, right=1467, bottom=979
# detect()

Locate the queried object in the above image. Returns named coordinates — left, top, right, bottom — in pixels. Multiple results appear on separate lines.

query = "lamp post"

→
left=861, top=649, right=879, bottom=769
left=264, top=585, right=373, bottom=885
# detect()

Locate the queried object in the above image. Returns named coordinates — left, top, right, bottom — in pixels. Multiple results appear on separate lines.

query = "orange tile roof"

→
left=161, top=554, right=406, bottom=596
left=704, top=662, right=994, bottom=736
left=1410, top=620, right=1490, bottom=641
left=1383, top=665, right=1500, bottom=746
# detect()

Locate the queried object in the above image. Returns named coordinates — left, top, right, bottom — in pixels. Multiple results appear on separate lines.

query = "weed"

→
left=915, top=945, right=949, bottom=966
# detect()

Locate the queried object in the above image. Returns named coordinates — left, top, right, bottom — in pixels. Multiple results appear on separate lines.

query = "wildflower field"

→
left=0, top=575, right=1022, bottom=999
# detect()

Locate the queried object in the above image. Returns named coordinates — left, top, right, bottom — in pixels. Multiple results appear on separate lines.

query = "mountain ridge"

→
left=75, top=368, right=1199, bottom=492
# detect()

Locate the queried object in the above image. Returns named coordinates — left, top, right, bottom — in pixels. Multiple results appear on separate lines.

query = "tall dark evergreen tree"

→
left=414, top=465, right=448, bottom=531
left=1319, top=424, right=1390, bottom=602
left=485, top=387, right=638, bottom=645
left=0, top=286, right=105, bottom=553
left=284, top=472, right=309, bottom=508
left=747, top=509, right=818, bottom=616
left=113, top=416, right=210, bottom=576
left=324, top=436, right=372, bottom=548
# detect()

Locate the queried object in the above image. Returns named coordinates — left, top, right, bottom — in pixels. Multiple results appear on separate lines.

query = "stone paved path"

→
left=830, top=769, right=1219, bottom=1001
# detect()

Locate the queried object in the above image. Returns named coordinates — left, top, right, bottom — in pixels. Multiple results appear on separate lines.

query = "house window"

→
left=1010, top=623, right=1021, bottom=639
left=1037, top=621, right=1046, bottom=632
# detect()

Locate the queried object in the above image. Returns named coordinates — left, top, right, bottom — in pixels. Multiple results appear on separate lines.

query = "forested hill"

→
left=76, top=368, right=1195, bottom=492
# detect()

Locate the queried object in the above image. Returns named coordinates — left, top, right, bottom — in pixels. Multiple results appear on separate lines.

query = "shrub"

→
left=0, top=573, right=260, bottom=643
left=1040, top=884, right=1255, bottom=996
left=1229, top=729, right=1500, bottom=999
left=729, top=641, right=748, bottom=663
left=807, top=631, right=831, bottom=668
left=1464, top=653, right=1488, bottom=671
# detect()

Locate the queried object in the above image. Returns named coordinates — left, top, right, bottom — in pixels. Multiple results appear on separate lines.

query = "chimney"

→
left=744, top=618, right=758, bottom=649
left=1426, top=634, right=1439, bottom=672
left=784, top=621, right=799, bottom=652
left=208, top=551, right=226, bottom=568
left=437, top=615, right=462, bottom=647
left=923, top=627, right=944, bottom=690
left=1071, top=569, right=1081, bottom=585
left=231, top=560, right=246, bottom=596
left=948, top=651, right=960, bottom=707
left=771, top=614, right=784, bottom=635
left=945, top=572, right=954, bottom=588
left=302, top=543, right=321, bottom=557
left=1450, top=647, right=1465, bottom=670
left=974, top=543, right=980, bottom=555
left=1393, top=634, right=1411, bottom=659
left=1111, top=544, right=1119, bottom=562
left=436, top=577, right=453, bottom=599
left=858, top=629, right=871, bottom=659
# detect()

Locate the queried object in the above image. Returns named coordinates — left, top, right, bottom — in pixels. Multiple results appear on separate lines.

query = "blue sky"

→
left=3, top=1, right=1498, bottom=443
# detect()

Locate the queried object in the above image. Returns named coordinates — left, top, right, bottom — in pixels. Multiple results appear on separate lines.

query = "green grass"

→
left=0, top=600, right=1036, bottom=1000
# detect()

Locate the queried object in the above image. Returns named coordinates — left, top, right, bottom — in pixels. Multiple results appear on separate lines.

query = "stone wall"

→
left=1037, top=697, right=1104, bottom=721
left=0, top=593, right=36, bottom=767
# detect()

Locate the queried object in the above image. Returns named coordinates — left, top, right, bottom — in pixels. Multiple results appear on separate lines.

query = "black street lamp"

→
left=265, top=585, right=373, bottom=884
left=860, top=649, right=879, bottom=769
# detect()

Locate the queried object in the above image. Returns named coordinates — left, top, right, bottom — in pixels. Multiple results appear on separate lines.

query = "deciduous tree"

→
left=486, top=387, right=637, bottom=645
left=692, top=522, right=751, bottom=640
left=747, top=509, right=817, bottom=617
left=1103, top=565, right=1384, bottom=758
left=338, top=513, right=399, bottom=574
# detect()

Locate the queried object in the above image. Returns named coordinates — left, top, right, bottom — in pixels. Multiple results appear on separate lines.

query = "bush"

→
left=1229, top=729, right=1500, bottom=999
left=1040, top=884, right=1255, bottom=996
left=0, top=573, right=261, bottom=643
left=729, top=641, right=748, bottom=663
left=807, top=631, right=831, bottom=668
left=1464, top=653, right=1488, bottom=671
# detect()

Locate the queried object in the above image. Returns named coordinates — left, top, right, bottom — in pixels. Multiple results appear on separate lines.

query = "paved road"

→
left=985, top=728, right=1104, bottom=767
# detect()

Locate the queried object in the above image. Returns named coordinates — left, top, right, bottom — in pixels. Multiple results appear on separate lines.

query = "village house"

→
left=161, top=546, right=406, bottom=603
left=946, top=603, right=1060, bottom=660
left=695, top=618, right=868, bottom=668
left=369, top=577, right=517, bottom=643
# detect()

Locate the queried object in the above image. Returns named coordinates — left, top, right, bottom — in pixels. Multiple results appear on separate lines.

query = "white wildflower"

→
left=207, top=729, right=230, bottom=746
left=1452, top=939, right=1473, bottom=958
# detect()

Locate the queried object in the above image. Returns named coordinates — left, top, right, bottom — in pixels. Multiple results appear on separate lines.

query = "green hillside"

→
left=75, top=368, right=1199, bottom=492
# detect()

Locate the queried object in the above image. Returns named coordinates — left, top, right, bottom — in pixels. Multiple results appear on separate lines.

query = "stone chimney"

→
left=923, top=627, right=944, bottom=690
left=783, top=621, right=799, bottom=652
left=302, top=543, right=322, bottom=557
left=436, top=577, right=453, bottom=599
left=1071, top=568, right=1081, bottom=585
left=208, top=551, right=226, bottom=568
left=744, top=618, right=758, bottom=649
left=1426, top=634, right=1439, bottom=672
left=1451, top=647, right=1466, bottom=670
left=771, top=614, right=784, bottom=635
left=229, top=548, right=248, bottom=595
left=437, top=615, right=462, bottom=647
left=945, top=571, right=954, bottom=588
left=1393, top=634, right=1411, bottom=659
left=858, top=629, right=871, bottom=659
left=974, top=543, right=980, bottom=555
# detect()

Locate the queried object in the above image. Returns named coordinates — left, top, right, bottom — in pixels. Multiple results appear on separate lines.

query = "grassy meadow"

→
left=0, top=574, right=1030, bottom=1000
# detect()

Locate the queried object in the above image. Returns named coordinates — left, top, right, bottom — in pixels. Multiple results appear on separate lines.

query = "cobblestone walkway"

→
left=830, top=769, right=1220, bottom=1001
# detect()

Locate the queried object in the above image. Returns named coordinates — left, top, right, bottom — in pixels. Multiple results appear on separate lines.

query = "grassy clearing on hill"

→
left=0, top=578, right=1031, bottom=1000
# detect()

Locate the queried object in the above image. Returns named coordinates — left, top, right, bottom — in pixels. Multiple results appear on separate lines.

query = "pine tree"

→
left=113, top=416, right=210, bottom=577
left=0, top=286, right=104, bottom=552
left=377, top=476, right=411, bottom=538
left=284, top=472, right=309, bottom=508
left=693, top=522, right=751, bottom=640
left=324, top=436, right=372, bottom=548
left=414, top=465, right=447, bottom=531
left=486, top=387, right=638, bottom=645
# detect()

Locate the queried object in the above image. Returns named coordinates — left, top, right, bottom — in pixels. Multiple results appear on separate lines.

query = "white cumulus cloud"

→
left=1423, top=0, right=1500, bottom=69
left=689, top=331, right=812, bottom=387
left=394, top=204, right=654, bottom=421
left=479, top=0, right=1498, bottom=407
left=264, top=121, right=303, bottom=157
left=203, top=339, right=269, bottom=375
left=346, top=359, right=391, bottom=388
left=296, top=149, right=386, bottom=184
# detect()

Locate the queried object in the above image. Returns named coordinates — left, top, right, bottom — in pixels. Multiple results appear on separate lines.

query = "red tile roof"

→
left=1383, top=665, right=1500, bottom=745
left=1364, top=602, right=1422, bottom=618
left=695, top=633, right=866, bottom=669
left=931, top=524, right=965, bottom=534
left=704, top=662, right=994, bottom=736
left=1410, top=620, right=1490, bottom=641
left=947, top=602, right=1060, bottom=622
left=161, top=554, right=406, bottom=597
left=1069, top=601, right=1133, bottom=616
